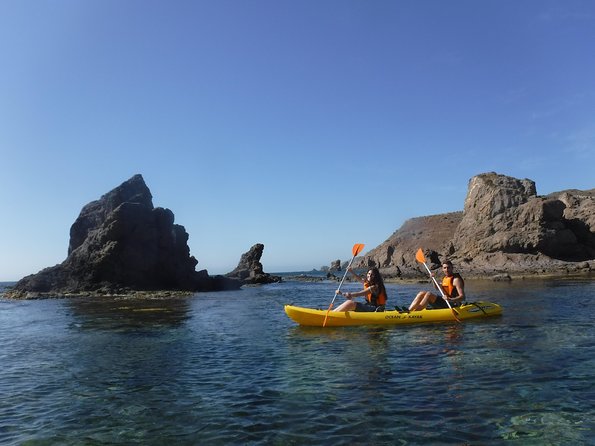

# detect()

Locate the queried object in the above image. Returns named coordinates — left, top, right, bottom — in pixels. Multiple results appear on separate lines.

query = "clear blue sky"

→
left=1, top=0, right=594, bottom=281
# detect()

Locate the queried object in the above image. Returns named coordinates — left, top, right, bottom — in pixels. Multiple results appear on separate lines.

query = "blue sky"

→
left=1, top=0, right=594, bottom=281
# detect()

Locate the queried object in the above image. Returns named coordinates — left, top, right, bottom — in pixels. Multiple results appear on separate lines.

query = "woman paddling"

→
left=333, top=267, right=387, bottom=312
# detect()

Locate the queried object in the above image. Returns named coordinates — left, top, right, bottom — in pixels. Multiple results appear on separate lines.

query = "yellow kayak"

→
left=284, top=301, right=502, bottom=327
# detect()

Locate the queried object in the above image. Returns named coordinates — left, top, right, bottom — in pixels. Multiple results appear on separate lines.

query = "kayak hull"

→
left=284, top=302, right=502, bottom=327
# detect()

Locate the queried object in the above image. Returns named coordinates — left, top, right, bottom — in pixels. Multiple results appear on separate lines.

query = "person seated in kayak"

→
left=334, top=267, right=387, bottom=312
left=408, top=260, right=465, bottom=311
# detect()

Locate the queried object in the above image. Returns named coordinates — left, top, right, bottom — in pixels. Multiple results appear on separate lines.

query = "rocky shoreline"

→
left=291, top=266, right=594, bottom=284
left=3, top=290, right=196, bottom=300
left=3, top=267, right=593, bottom=300
left=5, top=172, right=594, bottom=299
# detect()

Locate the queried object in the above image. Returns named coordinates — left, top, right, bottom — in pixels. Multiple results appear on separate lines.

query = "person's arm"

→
left=348, top=267, right=365, bottom=284
left=446, top=277, right=465, bottom=303
left=338, top=284, right=376, bottom=299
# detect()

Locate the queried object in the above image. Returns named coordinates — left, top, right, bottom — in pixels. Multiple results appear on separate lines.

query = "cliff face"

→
left=453, top=173, right=595, bottom=261
left=359, top=172, right=595, bottom=278
left=9, top=175, right=241, bottom=296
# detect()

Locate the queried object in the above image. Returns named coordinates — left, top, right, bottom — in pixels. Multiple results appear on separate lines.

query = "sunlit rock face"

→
left=358, top=172, right=594, bottom=278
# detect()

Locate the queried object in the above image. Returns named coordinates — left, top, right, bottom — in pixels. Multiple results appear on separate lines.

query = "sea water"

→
left=1, top=278, right=594, bottom=445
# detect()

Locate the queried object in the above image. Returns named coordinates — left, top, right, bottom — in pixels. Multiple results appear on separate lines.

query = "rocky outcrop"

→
left=451, top=173, right=594, bottom=270
left=357, top=172, right=594, bottom=278
left=358, top=212, right=463, bottom=277
left=329, top=260, right=341, bottom=271
left=226, top=243, right=282, bottom=285
left=548, top=189, right=595, bottom=254
left=320, top=260, right=343, bottom=273
left=8, top=175, right=241, bottom=297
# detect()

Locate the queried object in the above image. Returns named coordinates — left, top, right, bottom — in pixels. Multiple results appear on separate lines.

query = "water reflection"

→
left=67, top=296, right=192, bottom=331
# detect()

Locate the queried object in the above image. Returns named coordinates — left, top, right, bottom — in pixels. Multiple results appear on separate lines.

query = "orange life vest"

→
left=364, top=281, right=387, bottom=306
left=442, top=273, right=464, bottom=297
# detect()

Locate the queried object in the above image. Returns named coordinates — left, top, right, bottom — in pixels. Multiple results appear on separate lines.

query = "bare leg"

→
left=409, top=292, right=437, bottom=311
left=334, top=300, right=357, bottom=312
left=409, top=291, right=427, bottom=311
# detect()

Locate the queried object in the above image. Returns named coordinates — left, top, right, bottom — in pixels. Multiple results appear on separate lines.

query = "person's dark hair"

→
left=368, top=267, right=387, bottom=297
left=442, top=260, right=453, bottom=268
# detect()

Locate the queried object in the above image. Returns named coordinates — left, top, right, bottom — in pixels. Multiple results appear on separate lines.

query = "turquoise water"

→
left=1, top=278, right=594, bottom=445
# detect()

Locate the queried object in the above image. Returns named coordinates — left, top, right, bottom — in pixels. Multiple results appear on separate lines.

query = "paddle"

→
left=322, top=243, right=365, bottom=327
left=415, top=248, right=461, bottom=322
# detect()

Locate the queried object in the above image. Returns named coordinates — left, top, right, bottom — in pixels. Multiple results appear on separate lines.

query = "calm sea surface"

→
left=1, top=277, right=594, bottom=445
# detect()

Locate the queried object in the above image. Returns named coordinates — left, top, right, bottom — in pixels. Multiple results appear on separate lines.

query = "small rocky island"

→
left=7, top=175, right=245, bottom=298
left=357, top=172, right=594, bottom=279
left=225, top=243, right=282, bottom=285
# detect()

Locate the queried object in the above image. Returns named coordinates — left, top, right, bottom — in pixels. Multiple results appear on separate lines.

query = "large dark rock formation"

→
left=358, top=172, right=594, bottom=278
left=9, top=175, right=241, bottom=296
left=226, top=243, right=282, bottom=285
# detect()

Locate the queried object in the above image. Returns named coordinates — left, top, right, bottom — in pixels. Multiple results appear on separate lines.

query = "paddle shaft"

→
left=420, top=260, right=461, bottom=321
left=420, top=261, right=447, bottom=298
left=325, top=255, right=356, bottom=310
left=322, top=243, right=365, bottom=327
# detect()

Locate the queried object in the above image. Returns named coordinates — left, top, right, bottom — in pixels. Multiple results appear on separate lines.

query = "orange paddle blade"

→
left=415, top=248, right=426, bottom=264
left=352, top=243, right=365, bottom=257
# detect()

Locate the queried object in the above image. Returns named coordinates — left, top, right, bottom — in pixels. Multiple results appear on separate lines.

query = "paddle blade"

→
left=415, top=248, right=426, bottom=264
left=352, top=243, right=365, bottom=257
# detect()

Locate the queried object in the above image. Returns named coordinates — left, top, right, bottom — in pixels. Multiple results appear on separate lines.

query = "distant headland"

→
left=350, top=172, right=594, bottom=280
